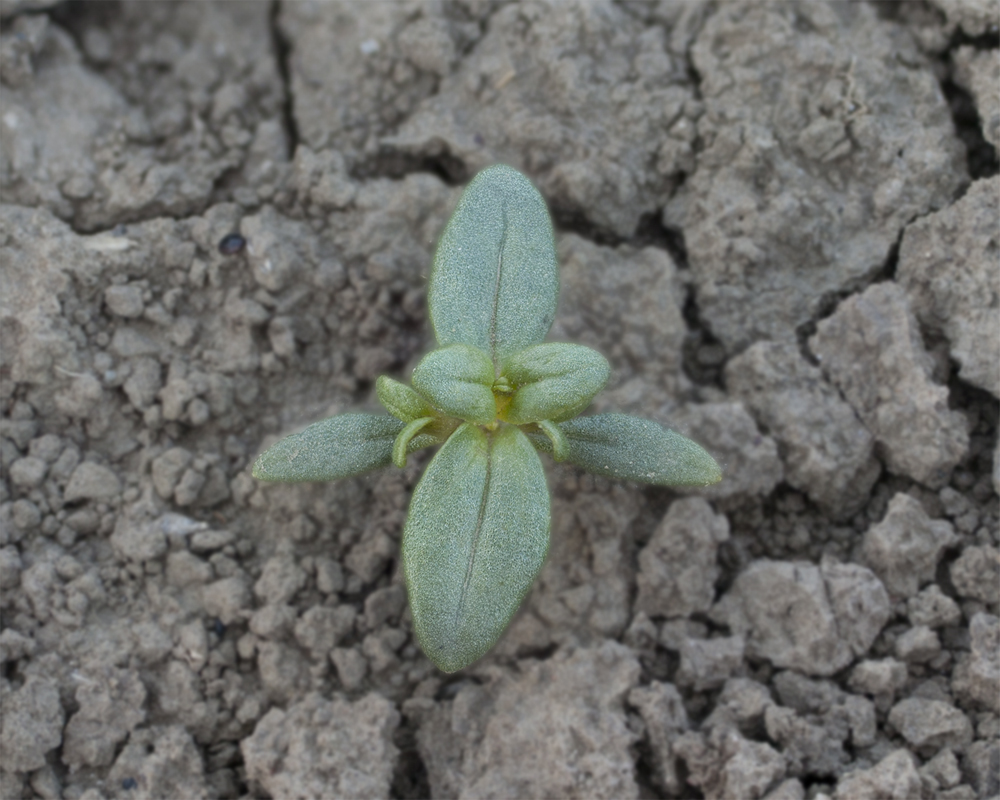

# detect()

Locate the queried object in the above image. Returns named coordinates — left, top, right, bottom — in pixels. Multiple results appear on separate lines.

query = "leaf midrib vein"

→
left=488, top=204, right=508, bottom=369
left=456, top=435, right=493, bottom=626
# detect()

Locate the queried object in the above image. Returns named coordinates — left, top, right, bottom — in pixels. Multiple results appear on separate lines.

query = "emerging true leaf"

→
left=411, top=344, right=497, bottom=425
left=402, top=423, right=550, bottom=673
left=529, top=413, right=722, bottom=486
left=392, top=417, right=435, bottom=469
left=501, top=343, right=610, bottom=424
left=428, top=164, right=559, bottom=366
left=377, top=376, right=435, bottom=422
left=252, top=414, right=434, bottom=482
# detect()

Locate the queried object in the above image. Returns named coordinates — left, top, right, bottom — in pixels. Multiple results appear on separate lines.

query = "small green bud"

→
left=501, top=343, right=610, bottom=424
left=412, top=344, right=497, bottom=425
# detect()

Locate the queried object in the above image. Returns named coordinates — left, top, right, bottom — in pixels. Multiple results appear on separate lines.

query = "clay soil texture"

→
left=1, top=2, right=998, bottom=799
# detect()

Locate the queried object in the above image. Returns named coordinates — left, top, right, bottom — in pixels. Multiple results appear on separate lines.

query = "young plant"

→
left=252, top=165, right=721, bottom=672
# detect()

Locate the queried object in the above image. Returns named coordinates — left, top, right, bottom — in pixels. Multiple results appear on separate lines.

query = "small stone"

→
left=676, top=636, right=746, bottom=692
left=848, top=659, right=908, bottom=708
left=186, top=397, right=211, bottom=426
left=703, top=678, right=775, bottom=733
left=841, top=694, right=877, bottom=749
left=122, top=357, right=162, bottom=410
left=110, top=515, right=168, bottom=563
left=173, top=469, right=206, bottom=507
left=921, top=748, right=962, bottom=791
left=165, top=551, right=213, bottom=589
left=628, top=681, right=688, bottom=795
left=315, top=557, right=345, bottom=595
left=361, top=630, right=402, bottom=674
left=294, top=606, right=357, bottom=660
left=862, top=493, right=957, bottom=598
left=62, top=668, right=146, bottom=768
left=771, top=671, right=841, bottom=715
left=27, top=434, right=63, bottom=463
left=49, top=445, right=81, bottom=481
left=189, top=528, right=235, bottom=553
left=820, top=556, right=891, bottom=659
left=907, top=585, right=962, bottom=629
left=107, top=725, right=208, bottom=799
left=673, top=402, right=784, bottom=500
left=834, top=749, right=921, bottom=800
left=810, top=283, right=969, bottom=488
left=160, top=377, right=195, bottom=421
left=10, top=499, right=41, bottom=531
left=675, top=727, right=786, bottom=800
left=65, top=508, right=100, bottom=534
left=0, top=676, right=64, bottom=772
left=104, top=285, right=145, bottom=318
left=763, top=779, right=805, bottom=800
left=949, top=545, right=1000, bottom=604
left=764, top=704, right=847, bottom=777
left=0, top=546, right=23, bottom=588
left=894, top=625, right=941, bottom=664
left=898, top=175, right=1000, bottom=395
left=965, top=613, right=1000, bottom=713
left=249, top=605, right=297, bottom=640
left=54, top=374, right=103, bottom=419
left=201, top=576, right=251, bottom=625
left=725, top=341, right=879, bottom=516
left=254, top=555, right=307, bottom=606
left=963, top=739, right=1000, bottom=799
left=242, top=693, right=399, bottom=799
left=109, top=327, right=160, bottom=358
left=131, top=622, right=172, bottom=665
left=362, top=585, right=406, bottom=631
left=635, top=497, right=730, bottom=619
left=331, top=647, right=368, bottom=691
left=713, top=559, right=849, bottom=676
left=9, top=456, right=47, bottom=488
left=888, top=697, right=972, bottom=751
left=64, top=462, right=122, bottom=503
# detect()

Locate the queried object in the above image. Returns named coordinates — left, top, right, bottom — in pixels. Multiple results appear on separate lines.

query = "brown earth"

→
left=0, top=2, right=998, bottom=799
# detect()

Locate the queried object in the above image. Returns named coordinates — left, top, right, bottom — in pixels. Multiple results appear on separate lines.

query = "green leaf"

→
left=528, top=413, right=722, bottom=486
left=393, top=417, right=435, bottom=468
left=377, top=376, right=435, bottom=422
left=412, top=344, right=496, bottom=425
left=403, top=423, right=550, bottom=673
left=428, top=164, right=558, bottom=366
left=501, top=343, right=610, bottom=424
left=253, top=414, right=411, bottom=482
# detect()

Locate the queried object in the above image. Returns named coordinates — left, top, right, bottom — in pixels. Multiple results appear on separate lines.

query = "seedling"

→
left=252, top=165, right=721, bottom=672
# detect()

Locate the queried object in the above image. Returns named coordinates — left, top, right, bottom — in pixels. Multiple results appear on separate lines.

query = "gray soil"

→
left=1, top=2, right=998, bottom=799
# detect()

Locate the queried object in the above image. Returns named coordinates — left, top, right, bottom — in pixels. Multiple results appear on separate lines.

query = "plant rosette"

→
left=253, top=165, right=722, bottom=672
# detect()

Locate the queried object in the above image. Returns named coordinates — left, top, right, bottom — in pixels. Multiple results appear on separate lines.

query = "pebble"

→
left=63, top=463, right=122, bottom=503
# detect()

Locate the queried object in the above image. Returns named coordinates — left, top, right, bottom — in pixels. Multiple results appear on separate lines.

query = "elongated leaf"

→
left=376, top=376, right=435, bottom=422
left=428, top=164, right=558, bottom=366
left=403, top=423, right=550, bottom=673
left=252, top=414, right=435, bottom=482
left=528, top=413, right=722, bottom=486
left=501, top=343, right=610, bottom=424
left=412, top=344, right=496, bottom=425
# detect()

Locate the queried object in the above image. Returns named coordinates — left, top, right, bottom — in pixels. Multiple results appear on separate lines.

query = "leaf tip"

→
left=702, top=458, right=723, bottom=486
left=250, top=455, right=268, bottom=481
